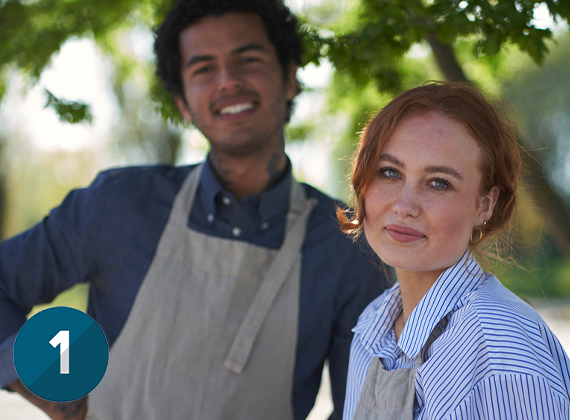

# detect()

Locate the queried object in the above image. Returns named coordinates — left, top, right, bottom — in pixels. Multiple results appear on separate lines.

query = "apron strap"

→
left=224, top=181, right=318, bottom=374
left=169, top=164, right=203, bottom=228
left=419, top=316, right=449, bottom=362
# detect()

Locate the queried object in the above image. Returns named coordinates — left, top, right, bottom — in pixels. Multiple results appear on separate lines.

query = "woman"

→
left=338, top=82, right=570, bottom=419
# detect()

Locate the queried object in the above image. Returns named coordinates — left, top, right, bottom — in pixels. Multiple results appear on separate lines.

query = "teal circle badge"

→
left=14, top=306, right=108, bottom=402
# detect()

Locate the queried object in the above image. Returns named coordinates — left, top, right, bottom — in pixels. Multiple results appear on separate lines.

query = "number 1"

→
left=50, top=330, right=70, bottom=374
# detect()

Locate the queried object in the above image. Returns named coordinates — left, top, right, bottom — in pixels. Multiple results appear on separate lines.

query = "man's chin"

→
left=210, top=140, right=270, bottom=158
left=207, top=131, right=282, bottom=157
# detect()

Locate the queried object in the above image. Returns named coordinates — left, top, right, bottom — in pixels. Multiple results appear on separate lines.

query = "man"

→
left=0, top=0, right=387, bottom=419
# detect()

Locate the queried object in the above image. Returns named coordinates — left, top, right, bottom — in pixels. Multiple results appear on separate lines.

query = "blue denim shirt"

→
left=0, top=157, right=388, bottom=420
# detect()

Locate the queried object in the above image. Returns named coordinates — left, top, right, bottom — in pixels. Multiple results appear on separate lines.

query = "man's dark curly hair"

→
left=154, top=0, right=302, bottom=122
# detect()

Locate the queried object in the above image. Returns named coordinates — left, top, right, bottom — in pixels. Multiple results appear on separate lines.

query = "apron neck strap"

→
left=169, top=164, right=203, bottom=228
left=170, top=163, right=313, bottom=235
left=419, top=315, right=449, bottom=363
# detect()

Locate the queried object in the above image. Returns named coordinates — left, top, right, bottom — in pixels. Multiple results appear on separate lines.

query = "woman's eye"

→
left=430, top=179, right=450, bottom=190
left=381, top=168, right=400, bottom=179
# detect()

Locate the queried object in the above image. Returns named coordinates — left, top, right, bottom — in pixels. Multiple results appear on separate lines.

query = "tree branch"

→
left=521, top=148, right=570, bottom=256
left=425, top=34, right=468, bottom=82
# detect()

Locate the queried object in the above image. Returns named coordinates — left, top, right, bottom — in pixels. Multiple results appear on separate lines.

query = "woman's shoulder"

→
left=455, top=274, right=547, bottom=337
left=439, top=274, right=570, bottom=381
left=419, top=276, right=570, bottom=418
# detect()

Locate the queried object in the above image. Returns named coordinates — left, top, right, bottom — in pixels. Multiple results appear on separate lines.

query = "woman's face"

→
left=363, top=112, right=499, bottom=276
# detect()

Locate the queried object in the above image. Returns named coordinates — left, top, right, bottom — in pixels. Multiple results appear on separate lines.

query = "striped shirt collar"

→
left=354, top=251, right=487, bottom=359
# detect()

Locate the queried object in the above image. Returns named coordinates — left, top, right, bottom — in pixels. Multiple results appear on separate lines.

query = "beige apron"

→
left=87, top=164, right=317, bottom=420
left=352, top=318, right=448, bottom=420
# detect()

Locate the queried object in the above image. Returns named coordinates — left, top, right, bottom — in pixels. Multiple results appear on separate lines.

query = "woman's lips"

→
left=385, top=224, right=426, bottom=243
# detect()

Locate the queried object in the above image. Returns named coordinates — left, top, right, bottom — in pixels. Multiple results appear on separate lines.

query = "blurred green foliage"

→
left=504, top=34, right=570, bottom=202
left=2, top=0, right=569, bottom=122
left=300, top=0, right=570, bottom=92
left=1, top=0, right=570, bottom=303
left=0, top=0, right=177, bottom=122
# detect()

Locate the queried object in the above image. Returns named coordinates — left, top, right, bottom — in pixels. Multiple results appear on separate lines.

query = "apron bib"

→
left=352, top=318, right=448, bottom=420
left=87, top=165, right=317, bottom=420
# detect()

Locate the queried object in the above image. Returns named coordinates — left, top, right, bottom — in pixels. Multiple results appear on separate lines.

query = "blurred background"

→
left=1, top=0, right=570, bottom=418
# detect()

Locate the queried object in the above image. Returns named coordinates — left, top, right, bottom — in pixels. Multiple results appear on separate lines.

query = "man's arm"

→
left=327, top=241, right=390, bottom=420
left=7, top=379, right=87, bottom=420
left=0, top=195, right=97, bottom=389
left=0, top=174, right=108, bottom=394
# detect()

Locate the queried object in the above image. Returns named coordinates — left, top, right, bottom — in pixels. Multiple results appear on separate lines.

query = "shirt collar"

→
left=198, top=157, right=224, bottom=218
left=353, top=282, right=402, bottom=357
left=198, top=154, right=293, bottom=222
left=355, top=251, right=487, bottom=359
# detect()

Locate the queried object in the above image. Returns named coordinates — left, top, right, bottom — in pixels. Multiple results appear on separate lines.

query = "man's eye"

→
left=194, top=65, right=213, bottom=75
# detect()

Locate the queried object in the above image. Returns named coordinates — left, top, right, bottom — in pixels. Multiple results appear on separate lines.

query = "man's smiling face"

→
left=175, top=12, right=297, bottom=157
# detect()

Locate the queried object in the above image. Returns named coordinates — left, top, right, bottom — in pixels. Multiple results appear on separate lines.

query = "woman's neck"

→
left=394, top=268, right=444, bottom=336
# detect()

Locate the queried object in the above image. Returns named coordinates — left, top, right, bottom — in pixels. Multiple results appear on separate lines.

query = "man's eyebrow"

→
left=425, top=165, right=464, bottom=181
left=185, top=44, right=266, bottom=68
left=232, top=43, right=266, bottom=55
left=185, top=54, right=215, bottom=68
left=378, top=153, right=404, bottom=167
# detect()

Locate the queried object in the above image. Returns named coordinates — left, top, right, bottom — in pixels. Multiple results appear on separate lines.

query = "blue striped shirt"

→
left=344, top=252, right=570, bottom=419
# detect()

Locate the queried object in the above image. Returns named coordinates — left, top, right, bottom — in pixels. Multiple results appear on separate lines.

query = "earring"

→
left=470, top=221, right=487, bottom=245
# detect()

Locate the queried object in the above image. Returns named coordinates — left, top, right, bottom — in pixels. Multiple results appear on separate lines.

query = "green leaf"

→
left=44, top=89, right=93, bottom=124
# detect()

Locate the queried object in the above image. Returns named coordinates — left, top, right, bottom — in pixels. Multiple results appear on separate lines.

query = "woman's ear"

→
left=476, top=185, right=500, bottom=226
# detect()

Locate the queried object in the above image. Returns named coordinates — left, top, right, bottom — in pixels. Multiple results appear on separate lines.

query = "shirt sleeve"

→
left=445, top=374, right=570, bottom=420
left=0, top=176, right=103, bottom=389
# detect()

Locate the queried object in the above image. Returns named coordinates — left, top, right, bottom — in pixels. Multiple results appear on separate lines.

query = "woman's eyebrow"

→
left=425, top=165, right=464, bottom=181
left=378, top=153, right=404, bottom=167
left=379, top=153, right=464, bottom=181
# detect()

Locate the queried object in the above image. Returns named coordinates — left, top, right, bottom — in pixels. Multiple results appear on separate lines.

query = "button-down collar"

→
left=198, top=154, right=292, bottom=225
left=198, top=157, right=224, bottom=221
left=354, top=251, right=487, bottom=360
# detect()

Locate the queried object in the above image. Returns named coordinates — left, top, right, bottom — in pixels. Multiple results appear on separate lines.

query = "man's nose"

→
left=218, top=65, right=243, bottom=92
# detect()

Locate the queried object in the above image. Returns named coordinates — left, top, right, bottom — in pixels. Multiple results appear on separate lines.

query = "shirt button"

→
left=232, top=227, right=242, bottom=237
left=261, top=222, right=269, bottom=230
left=207, top=214, right=215, bottom=223
left=222, top=196, right=232, bottom=206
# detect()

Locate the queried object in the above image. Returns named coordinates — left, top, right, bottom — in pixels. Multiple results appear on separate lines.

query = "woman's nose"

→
left=393, top=184, right=421, bottom=218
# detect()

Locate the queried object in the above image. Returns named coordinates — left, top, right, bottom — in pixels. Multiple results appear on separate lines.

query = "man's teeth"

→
left=220, top=103, right=254, bottom=115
